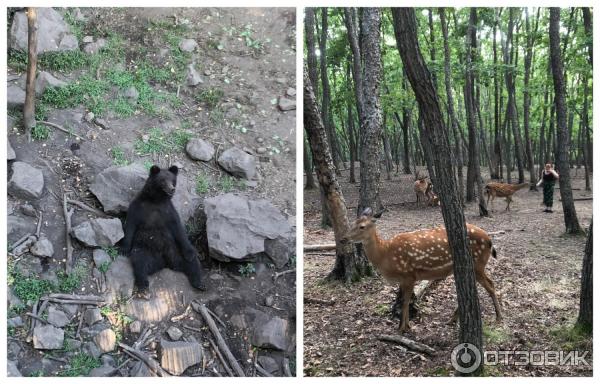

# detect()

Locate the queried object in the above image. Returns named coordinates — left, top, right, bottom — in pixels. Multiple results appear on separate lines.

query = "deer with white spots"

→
left=340, top=208, right=502, bottom=332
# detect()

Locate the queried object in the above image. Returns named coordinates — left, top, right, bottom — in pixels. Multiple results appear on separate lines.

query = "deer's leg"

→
left=398, top=280, right=415, bottom=332
left=476, top=271, right=503, bottom=322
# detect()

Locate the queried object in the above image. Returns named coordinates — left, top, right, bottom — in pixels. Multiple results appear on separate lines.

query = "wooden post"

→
left=24, top=7, right=38, bottom=141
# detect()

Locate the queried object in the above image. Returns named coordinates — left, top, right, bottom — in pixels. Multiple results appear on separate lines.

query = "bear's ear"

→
left=168, top=165, right=179, bottom=175
left=149, top=165, right=161, bottom=176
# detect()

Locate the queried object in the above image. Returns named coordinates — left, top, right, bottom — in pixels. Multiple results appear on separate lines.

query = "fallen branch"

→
left=67, top=199, right=109, bottom=217
left=254, top=363, right=273, bottom=377
left=414, top=280, right=439, bottom=303
left=118, top=342, right=169, bottom=377
left=25, top=312, right=48, bottom=324
left=9, top=233, right=34, bottom=252
left=560, top=197, right=593, bottom=201
left=42, top=297, right=104, bottom=306
left=208, top=338, right=233, bottom=377
left=304, top=243, right=336, bottom=252
left=377, top=334, right=435, bottom=355
left=75, top=306, right=84, bottom=339
left=170, top=304, right=192, bottom=322
left=192, top=301, right=245, bottom=377
left=273, top=269, right=295, bottom=282
left=35, top=211, right=43, bottom=238
left=205, top=307, right=227, bottom=329
left=48, top=293, right=104, bottom=301
left=487, top=230, right=506, bottom=236
left=62, top=193, right=74, bottom=275
left=38, top=120, right=86, bottom=141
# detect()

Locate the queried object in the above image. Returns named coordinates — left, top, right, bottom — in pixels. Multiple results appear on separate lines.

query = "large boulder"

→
left=252, top=316, right=288, bottom=351
left=94, top=328, right=116, bottom=353
left=7, top=361, right=22, bottom=377
left=159, top=339, right=203, bottom=376
left=7, top=215, right=36, bottom=243
left=8, top=161, right=44, bottom=200
left=9, top=8, right=79, bottom=54
left=33, top=324, right=64, bottom=350
left=71, top=218, right=124, bottom=247
left=89, top=163, right=200, bottom=222
left=185, top=138, right=214, bottom=161
left=204, top=194, right=291, bottom=261
left=7, top=85, right=26, bottom=109
left=35, top=71, right=68, bottom=96
left=217, top=147, right=256, bottom=180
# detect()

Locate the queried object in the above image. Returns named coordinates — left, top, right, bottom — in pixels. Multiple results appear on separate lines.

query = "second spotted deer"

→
left=340, top=208, right=502, bottom=332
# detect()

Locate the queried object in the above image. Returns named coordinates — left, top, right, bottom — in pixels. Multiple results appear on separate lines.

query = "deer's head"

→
left=340, top=208, right=382, bottom=244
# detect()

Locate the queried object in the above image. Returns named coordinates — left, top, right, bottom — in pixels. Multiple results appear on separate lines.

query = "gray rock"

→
left=256, top=147, right=267, bottom=154
left=35, top=71, right=67, bottom=96
left=83, top=341, right=102, bottom=359
left=130, top=360, right=155, bottom=377
left=275, top=77, right=287, bottom=85
left=72, top=218, right=124, bottom=247
left=83, top=38, right=106, bottom=54
left=252, top=316, right=288, bottom=351
left=159, top=339, right=203, bottom=375
left=85, top=111, right=95, bottom=122
left=88, top=364, right=115, bottom=377
left=73, top=9, right=86, bottom=22
left=204, top=194, right=292, bottom=261
left=217, top=147, right=256, bottom=180
left=61, top=304, right=79, bottom=318
left=7, top=316, right=24, bottom=328
left=258, top=355, right=280, bottom=375
left=185, top=138, right=214, bottom=161
left=21, top=203, right=37, bottom=217
left=47, top=306, right=70, bottom=327
left=94, top=117, right=108, bottom=129
left=8, top=162, right=44, bottom=200
left=123, top=86, right=139, bottom=101
left=94, top=328, right=116, bottom=353
left=64, top=338, right=82, bottom=351
left=264, top=231, right=295, bottom=268
left=84, top=308, right=103, bottom=326
left=93, top=249, right=112, bottom=268
left=186, top=64, right=203, bottom=86
left=33, top=324, right=65, bottom=349
left=7, top=360, right=21, bottom=377
left=104, top=256, right=134, bottom=304
left=285, top=87, right=296, bottom=97
left=179, top=39, right=198, bottom=52
left=7, top=84, right=26, bottom=109
left=83, top=35, right=94, bottom=43
left=9, top=8, right=79, bottom=54
left=101, top=354, right=116, bottom=367
left=277, top=97, right=296, bottom=111
left=30, top=236, right=54, bottom=258
left=89, top=163, right=200, bottom=222
left=166, top=326, right=183, bottom=341
left=8, top=139, right=16, bottom=161
left=7, top=215, right=36, bottom=243
left=129, top=320, right=142, bottom=334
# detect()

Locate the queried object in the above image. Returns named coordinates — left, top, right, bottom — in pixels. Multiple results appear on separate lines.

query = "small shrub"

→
left=31, top=124, right=51, bottom=141
left=196, top=174, right=210, bottom=194
left=109, top=146, right=129, bottom=166
left=238, top=263, right=256, bottom=277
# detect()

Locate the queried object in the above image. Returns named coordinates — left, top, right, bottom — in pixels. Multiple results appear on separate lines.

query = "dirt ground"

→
left=8, top=7, right=296, bottom=377
left=303, top=165, right=592, bottom=377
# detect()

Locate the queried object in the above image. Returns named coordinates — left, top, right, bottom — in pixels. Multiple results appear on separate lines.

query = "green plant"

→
left=196, top=174, right=211, bottom=194
left=196, top=88, right=224, bottom=109
left=27, top=370, right=44, bottom=377
left=98, top=261, right=111, bottom=274
left=31, top=124, right=51, bottom=141
left=57, top=263, right=87, bottom=293
left=11, top=271, right=55, bottom=303
left=238, top=263, right=256, bottom=277
left=58, top=353, right=101, bottom=377
left=134, top=128, right=192, bottom=155
left=103, top=246, right=119, bottom=260
left=219, top=175, right=235, bottom=193
left=483, top=324, right=509, bottom=344
left=549, top=322, right=591, bottom=350
left=110, top=97, right=136, bottom=117
left=109, top=146, right=129, bottom=166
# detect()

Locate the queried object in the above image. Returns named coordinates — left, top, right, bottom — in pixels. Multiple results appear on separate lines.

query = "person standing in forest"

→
left=536, top=163, right=559, bottom=212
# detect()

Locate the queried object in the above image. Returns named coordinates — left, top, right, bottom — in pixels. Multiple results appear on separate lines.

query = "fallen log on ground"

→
left=377, top=334, right=436, bottom=355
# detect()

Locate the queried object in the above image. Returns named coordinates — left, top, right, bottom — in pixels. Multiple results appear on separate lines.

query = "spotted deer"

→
left=414, top=177, right=431, bottom=206
left=340, top=208, right=502, bottom=332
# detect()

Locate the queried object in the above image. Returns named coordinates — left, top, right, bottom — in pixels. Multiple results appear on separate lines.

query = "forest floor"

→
left=303, top=165, right=592, bottom=377
left=8, top=7, right=296, bottom=377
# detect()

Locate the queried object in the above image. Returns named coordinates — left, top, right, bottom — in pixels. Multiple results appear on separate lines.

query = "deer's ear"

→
left=361, top=207, right=373, bottom=217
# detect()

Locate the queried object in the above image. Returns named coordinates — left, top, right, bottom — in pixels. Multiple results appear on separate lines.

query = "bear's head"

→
left=142, top=165, right=179, bottom=200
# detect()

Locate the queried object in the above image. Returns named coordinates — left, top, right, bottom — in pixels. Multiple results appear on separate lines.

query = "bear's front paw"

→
left=133, top=286, right=151, bottom=300
left=190, top=277, right=207, bottom=291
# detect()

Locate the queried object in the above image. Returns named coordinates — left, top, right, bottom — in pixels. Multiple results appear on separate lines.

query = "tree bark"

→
left=491, top=9, right=502, bottom=180
left=304, top=8, right=319, bottom=91
left=23, top=7, right=38, bottom=142
left=549, top=7, right=582, bottom=234
left=304, top=136, right=316, bottom=189
left=582, top=8, right=593, bottom=68
left=576, top=220, right=593, bottom=333
left=523, top=8, right=539, bottom=190
left=392, top=9, right=483, bottom=372
left=304, top=66, right=372, bottom=282
left=344, top=8, right=364, bottom=123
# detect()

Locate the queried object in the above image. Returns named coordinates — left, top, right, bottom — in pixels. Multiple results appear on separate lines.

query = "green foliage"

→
left=238, top=263, right=256, bottom=277
left=109, top=146, right=129, bottom=166
left=483, top=324, right=509, bottom=344
left=40, top=75, right=110, bottom=116
left=195, top=174, right=211, bottom=194
left=239, top=24, right=269, bottom=53
left=10, top=271, right=55, bottom=303
left=8, top=50, right=89, bottom=72
left=196, top=87, right=224, bottom=109
left=549, top=322, right=592, bottom=350
left=27, top=370, right=44, bottom=377
left=98, top=261, right=111, bottom=274
left=134, top=128, right=192, bottom=155
left=110, top=97, right=136, bottom=117
left=58, top=353, right=101, bottom=377
left=57, top=263, right=88, bottom=293
left=103, top=246, right=119, bottom=260
left=31, top=124, right=51, bottom=141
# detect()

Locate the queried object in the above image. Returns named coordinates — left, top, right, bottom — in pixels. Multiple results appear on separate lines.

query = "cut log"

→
left=304, top=243, right=337, bottom=252
left=377, top=334, right=435, bottom=355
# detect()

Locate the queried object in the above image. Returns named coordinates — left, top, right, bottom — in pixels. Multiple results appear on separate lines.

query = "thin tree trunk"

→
left=576, top=220, right=592, bottom=333
left=523, top=8, right=539, bottom=190
left=23, top=7, right=38, bottom=142
left=392, top=9, right=483, bottom=371
left=549, top=7, right=582, bottom=234
left=491, top=9, right=502, bottom=180
left=304, top=136, right=316, bottom=189
left=304, top=66, right=372, bottom=282
left=582, top=8, right=593, bottom=68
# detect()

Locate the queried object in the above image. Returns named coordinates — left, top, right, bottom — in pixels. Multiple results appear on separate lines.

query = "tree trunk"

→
left=357, top=8, right=383, bottom=215
left=23, top=7, right=38, bottom=141
left=491, top=9, right=502, bottom=180
left=347, top=87, right=357, bottom=184
left=383, top=120, right=393, bottom=181
left=304, top=66, right=372, bottom=282
left=344, top=8, right=364, bottom=123
left=582, top=76, right=591, bottom=191
left=464, top=9, right=488, bottom=216
left=582, top=8, right=593, bottom=68
left=549, top=7, right=582, bottom=234
left=576, top=220, right=593, bottom=333
left=392, top=9, right=483, bottom=372
left=304, top=8, right=319, bottom=91
left=304, top=136, right=317, bottom=189
left=523, top=8, right=539, bottom=190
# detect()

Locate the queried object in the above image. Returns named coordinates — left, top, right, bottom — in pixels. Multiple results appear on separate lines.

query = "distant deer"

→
left=414, top=175, right=439, bottom=207
left=341, top=208, right=502, bottom=332
left=485, top=182, right=529, bottom=211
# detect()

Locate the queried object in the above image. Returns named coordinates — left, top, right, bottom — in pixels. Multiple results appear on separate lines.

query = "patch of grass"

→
left=134, top=128, right=192, bottom=155
left=27, top=370, right=44, bottom=377
left=103, top=246, right=119, bottom=260
left=57, top=263, right=87, bottom=293
left=110, top=97, right=136, bottom=117
left=10, top=271, right=55, bottom=303
left=41, top=75, right=110, bottom=116
left=106, top=68, right=135, bottom=88
left=58, top=353, right=101, bottom=377
left=549, top=322, right=592, bottom=350
left=427, top=366, right=451, bottom=376
left=196, top=174, right=211, bottom=194
left=8, top=49, right=89, bottom=72
left=109, top=146, right=129, bottom=166
left=218, top=175, right=246, bottom=193
left=239, top=263, right=256, bottom=277
left=31, top=124, right=51, bottom=141
left=63, top=9, right=85, bottom=41
left=195, top=87, right=224, bottom=109
left=374, top=303, right=389, bottom=316
left=483, top=324, right=509, bottom=344
left=239, top=24, right=269, bottom=54
left=209, top=108, right=225, bottom=126
left=98, top=261, right=111, bottom=274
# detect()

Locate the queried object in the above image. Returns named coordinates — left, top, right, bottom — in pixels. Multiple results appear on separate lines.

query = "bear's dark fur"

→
left=121, top=165, right=205, bottom=294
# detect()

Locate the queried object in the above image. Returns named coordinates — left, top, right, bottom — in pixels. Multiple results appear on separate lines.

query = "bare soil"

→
left=303, top=165, right=592, bottom=377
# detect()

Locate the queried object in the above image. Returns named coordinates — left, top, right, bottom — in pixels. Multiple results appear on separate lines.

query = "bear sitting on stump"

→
left=121, top=165, right=205, bottom=297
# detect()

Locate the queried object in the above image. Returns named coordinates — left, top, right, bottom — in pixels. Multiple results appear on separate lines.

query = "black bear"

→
left=121, top=165, right=205, bottom=296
